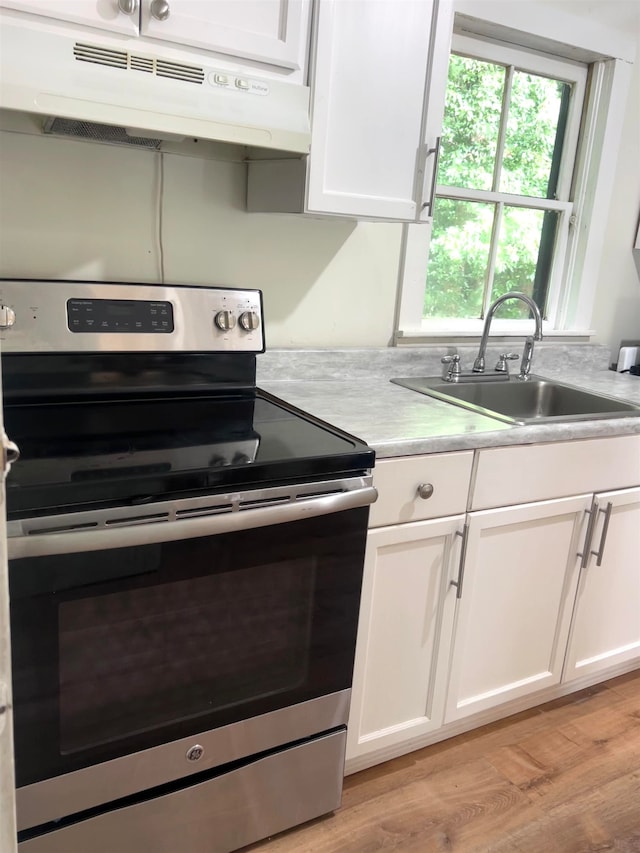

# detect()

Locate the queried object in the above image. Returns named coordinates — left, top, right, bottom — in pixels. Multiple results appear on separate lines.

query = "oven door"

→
left=8, top=479, right=375, bottom=830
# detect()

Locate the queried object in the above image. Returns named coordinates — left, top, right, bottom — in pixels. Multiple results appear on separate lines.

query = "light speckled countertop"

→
left=256, top=344, right=640, bottom=458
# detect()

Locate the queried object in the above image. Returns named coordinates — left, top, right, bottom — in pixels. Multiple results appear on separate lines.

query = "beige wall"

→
left=0, top=125, right=401, bottom=347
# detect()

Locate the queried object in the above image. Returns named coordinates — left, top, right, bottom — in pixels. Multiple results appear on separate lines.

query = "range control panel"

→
left=67, top=299, right=175, bottom=334
left=0, top=281, right=264, bottom=354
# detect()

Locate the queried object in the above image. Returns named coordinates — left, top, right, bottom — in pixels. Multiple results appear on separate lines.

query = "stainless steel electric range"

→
left=0, top=280, right=376, bottom=853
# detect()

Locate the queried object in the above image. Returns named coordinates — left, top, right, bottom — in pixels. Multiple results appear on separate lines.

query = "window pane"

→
left=438, top=55, right=505, bottom=192
left=424, top=198, right=494, bottom=319
left=492, top=206, right=550, bottom=317
left=500, top=73, right=570, bottom=198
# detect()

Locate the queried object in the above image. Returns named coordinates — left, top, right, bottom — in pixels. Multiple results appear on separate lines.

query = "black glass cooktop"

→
left=4, top=391, right=374, bottom=519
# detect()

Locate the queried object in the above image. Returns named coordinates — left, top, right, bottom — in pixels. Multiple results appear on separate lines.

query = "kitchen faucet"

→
left=473, top=291, right=543, bottom=381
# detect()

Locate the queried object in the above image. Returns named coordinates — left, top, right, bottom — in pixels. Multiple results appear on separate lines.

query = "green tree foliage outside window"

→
left=424, top=54, right=569, bottom=321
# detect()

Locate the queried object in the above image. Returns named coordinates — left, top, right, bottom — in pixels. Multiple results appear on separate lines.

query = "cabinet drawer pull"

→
left=590, top=501, right=613, bottom=566
left=451, top=523, right=469, bottom=599
left=416, top=483, right=434, bottom=500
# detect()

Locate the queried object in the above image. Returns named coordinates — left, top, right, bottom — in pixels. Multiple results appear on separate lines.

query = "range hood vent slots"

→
left=73, top=42, right=128, bottom=70
left=73, top=42, right=205, bottom=85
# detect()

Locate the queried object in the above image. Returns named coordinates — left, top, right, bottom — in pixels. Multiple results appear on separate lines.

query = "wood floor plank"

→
left=488, top=768, right=640, bottom=853
left=606, top=670, right=640, bottom=701
left=489, top=704, right=640, bottom=810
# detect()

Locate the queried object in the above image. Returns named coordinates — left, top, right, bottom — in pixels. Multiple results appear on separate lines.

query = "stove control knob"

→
left=214, top=310, right=236, bottom=331
left=239, top=311, right=260, bottom=332
left=0, top=305, right=16, bottom=330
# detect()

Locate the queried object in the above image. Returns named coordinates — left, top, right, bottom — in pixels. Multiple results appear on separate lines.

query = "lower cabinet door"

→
left=564, top=486, right=640, bottom=682
left=346, top=515, right=462, bottom=763
left=444, top=495, right=591, bottom=724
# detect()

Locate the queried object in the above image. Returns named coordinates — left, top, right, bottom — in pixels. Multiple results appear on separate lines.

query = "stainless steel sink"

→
left=391, top=375, right=640, bottom=425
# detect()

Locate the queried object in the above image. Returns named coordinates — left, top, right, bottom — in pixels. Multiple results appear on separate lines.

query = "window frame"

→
left=395, top=6, right=635, bottom=343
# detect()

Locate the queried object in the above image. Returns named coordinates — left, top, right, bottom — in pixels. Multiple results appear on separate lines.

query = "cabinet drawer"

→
left=369, top=451, right=473, bottom=528
left=472, top=434, right=640, bottom=510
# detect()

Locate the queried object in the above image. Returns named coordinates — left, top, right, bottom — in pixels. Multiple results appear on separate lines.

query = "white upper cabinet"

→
left=0, top=1, right=311, bottom=76
left=0, top=0, right=140, bottom=36
left=140, top=0, right=309, bottom=72
left=247, top=0, right=454, bottom=220
left=307, top=0, right=433, bottom=219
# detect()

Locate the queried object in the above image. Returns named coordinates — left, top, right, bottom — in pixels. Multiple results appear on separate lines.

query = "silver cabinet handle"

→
left=590, top=501, right=613, bottom=566
left=118, top=0, right=138, bottom=14
left=421, top=136, right=441, bottom=216
left=577, top=502, right=598, bottom=568
left=417, top=483, right=434, bottom=500
left=450, top=523, right=469, bottom=599
left=150, top=0, right=170, bottom=21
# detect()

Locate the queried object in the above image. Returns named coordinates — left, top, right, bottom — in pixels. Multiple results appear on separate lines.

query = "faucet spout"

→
left=473, top=291, right=543, bottom=380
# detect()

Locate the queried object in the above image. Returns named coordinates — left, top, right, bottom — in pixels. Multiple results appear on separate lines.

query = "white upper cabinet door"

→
left=564, top=487, right=640, bottom=682
left=306, top=0, right=437, bottom=219
left=445, top=495, right=590, bottom=724
left=140, top=0, right=311, bottom=74
left=416, top=0, right=452, bottom=222
left=0, top=0, right=140, bottom=35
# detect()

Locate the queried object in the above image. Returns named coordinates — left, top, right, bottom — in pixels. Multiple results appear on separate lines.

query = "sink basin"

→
left=391, top=375, right=640, bottom=425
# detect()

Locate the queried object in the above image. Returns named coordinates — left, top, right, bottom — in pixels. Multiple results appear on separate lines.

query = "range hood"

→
left=0, top=15, right=311, bottom=153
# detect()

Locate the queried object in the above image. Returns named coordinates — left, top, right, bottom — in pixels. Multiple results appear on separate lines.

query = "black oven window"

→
left=10, top=508, right=368, bottom=787
left=58, top=558, right=316, bottom=754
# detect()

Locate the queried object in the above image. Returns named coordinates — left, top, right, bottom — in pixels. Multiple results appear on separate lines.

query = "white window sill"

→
left=395, top=325, right=595, bottom=345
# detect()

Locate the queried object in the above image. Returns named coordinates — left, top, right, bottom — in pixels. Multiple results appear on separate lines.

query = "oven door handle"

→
left=8, top=486, right=378, bottom=559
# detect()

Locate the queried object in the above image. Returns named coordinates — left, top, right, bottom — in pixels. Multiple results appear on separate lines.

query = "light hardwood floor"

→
left=250, top=670, right=640, bottom=853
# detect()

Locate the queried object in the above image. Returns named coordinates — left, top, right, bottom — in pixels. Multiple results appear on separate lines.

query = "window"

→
left=396, top=12, right=634, bottom=341
left=426, top=39, right=585, bottom=323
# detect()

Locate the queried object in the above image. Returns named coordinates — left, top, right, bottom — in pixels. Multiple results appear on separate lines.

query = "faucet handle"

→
left=441, top=354, right=461, bottom=381
left=495, top=352, right=519, bottom=374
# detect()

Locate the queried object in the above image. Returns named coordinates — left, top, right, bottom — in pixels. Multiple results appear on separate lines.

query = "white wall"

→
left=0, top=123, right=401, bottom=348
left=590, top=22, right=640, bottom=350
left=544, top=0, right=640, bottom=351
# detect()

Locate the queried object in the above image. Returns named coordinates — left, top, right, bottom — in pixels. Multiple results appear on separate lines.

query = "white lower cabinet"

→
left=346, top=450, right=473, bottom=765
left=346, top=515, right=462, bottom=761
left=348, top=437, right=640, bottom=772
left=444, top=495, right=591, bottom=723
left=563, top=486, right=640, bottom=682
